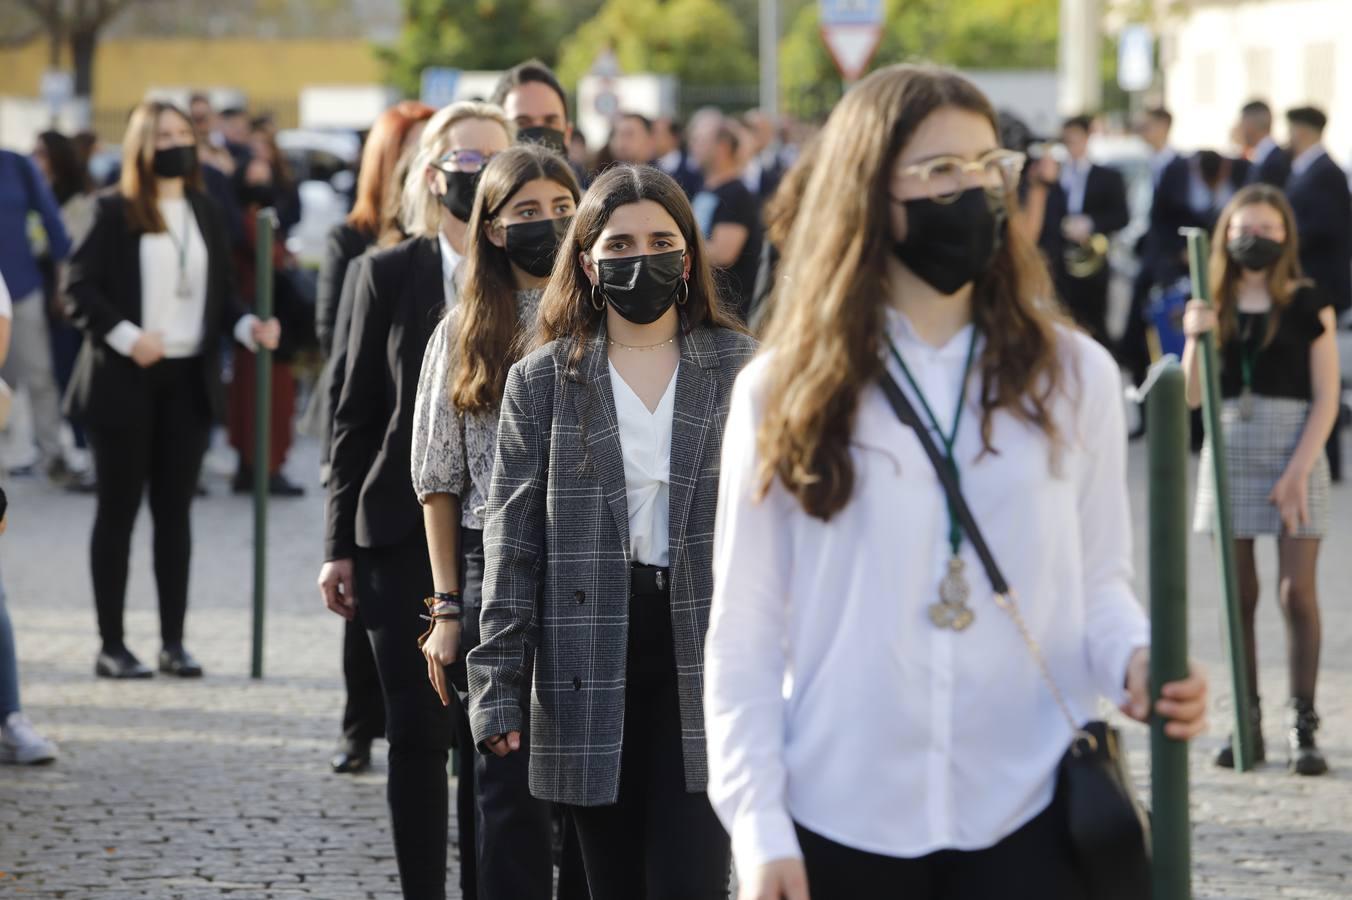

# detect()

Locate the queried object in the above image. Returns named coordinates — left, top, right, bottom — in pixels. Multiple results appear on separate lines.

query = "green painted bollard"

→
left=1144, top=359, right=1192, bottom=900
left=252, top=209, right=278, bottom=680
left=1182, top=226, right=1256, bottom=771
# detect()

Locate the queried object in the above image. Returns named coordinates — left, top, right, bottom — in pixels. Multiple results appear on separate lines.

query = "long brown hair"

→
left=450, top=144, right=581, bottom=414
left=119, top=100, right=204, bottom=233
left=757, top=64, right=1065, bottom=521
left=1208, top=184, right=1307, bottom=347
left=349, top=101, right=435, bottom=236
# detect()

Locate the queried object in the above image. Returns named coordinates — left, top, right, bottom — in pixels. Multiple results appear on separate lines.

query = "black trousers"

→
left=567, top=569, right=730, bottom=900
left=355, top=532, right=475, bottom=900
left=340, top=608, right=385, bottom=746
left=85, top=357, right=212, bottom=651
left=1058, top=272, right=1111, bottom=350
left=795, top=797, right=1086, bottom=900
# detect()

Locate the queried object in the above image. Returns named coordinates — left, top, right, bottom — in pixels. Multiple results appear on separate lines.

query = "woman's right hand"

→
left=422, top=619, right=460, bottom=707
left=1182, top=300, right=1217, bottom=338
left=130, top=331, right=165, bottom=368
left=740, top=858, right=810, bottom=900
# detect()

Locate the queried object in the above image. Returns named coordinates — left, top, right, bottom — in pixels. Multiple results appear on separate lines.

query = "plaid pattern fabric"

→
left=1194, top=395, right=1330, bottom=538
left=467, top=321, right=756, bottom=806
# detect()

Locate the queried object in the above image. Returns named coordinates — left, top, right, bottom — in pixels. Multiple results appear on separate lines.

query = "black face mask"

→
left=518, top=126, right=568, bottom=157
left=438, top=169, right=480, bottom=222
left=596, top=249, right=686, bottom=325
left=241, top=183, right=276, bottom=208
left=504, top=216, right=572, bottom=278
left=152, top=144, right=198, bottom=179
left=1227, top=234, right=1284, bottom=272
left=892, top=187, right=1004, bottom=296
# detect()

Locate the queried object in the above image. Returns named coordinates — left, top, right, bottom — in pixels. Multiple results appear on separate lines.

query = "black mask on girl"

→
left=518, top=127, right=568, bottom=157
left=596, top=249, right=686, bottom=325
left=504, top=216, right=573, bottom=278
left=891, top=187, right=1005, bottom=296
left=438, top=169, right=481, bottom=222
left=1227, top=234, right=1284, bottom=272
left=152, top=144, right=198, bottom=179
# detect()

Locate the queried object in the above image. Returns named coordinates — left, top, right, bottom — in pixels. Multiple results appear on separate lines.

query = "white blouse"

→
left=609, top=360, right=678, bottom=567
left=705, top=310, right=1149, bottom=872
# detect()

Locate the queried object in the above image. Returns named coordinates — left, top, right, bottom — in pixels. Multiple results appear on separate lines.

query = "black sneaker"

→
left=1288, top=699, right=1329, bottom=776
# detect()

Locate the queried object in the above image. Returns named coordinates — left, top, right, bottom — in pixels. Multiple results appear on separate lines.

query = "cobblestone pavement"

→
left=1, top=434, right=1349, bottom=899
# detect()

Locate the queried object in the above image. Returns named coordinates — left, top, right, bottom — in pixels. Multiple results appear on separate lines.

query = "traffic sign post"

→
left=819, top=0, right=885, bottom=84
left=420, top=67, right=461, bottom=109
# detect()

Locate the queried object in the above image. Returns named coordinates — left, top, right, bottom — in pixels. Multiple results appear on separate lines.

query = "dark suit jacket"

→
left=63, top=189, right=246, bottom=428
left=1038, top=163, right=1130, bottom=282
left=1248, top=145, right=1292, bottom=188
left=656, top=152, right=703, bottom=199
left=1143, top=154, right=1250, bottom=285
left=1287, top=151, right=1352, bottom=312
left=325, top=235, right=445, bottom=560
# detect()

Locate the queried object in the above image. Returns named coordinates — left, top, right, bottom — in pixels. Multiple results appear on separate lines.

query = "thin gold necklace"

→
left=608, top=335, right=677, bottom=352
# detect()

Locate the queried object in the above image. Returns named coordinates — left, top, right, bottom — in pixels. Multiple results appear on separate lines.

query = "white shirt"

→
left=438, top=232, right=463, bottom=309
left=609, top=360, right=677, bottom=567
left=1290, top=143, right=1327, bottom=179
left=656, top=149, right=683, bottom=175
left=705, top=311, right=1149, bottom=872
left=1060, top=156, right=1091, bottom=214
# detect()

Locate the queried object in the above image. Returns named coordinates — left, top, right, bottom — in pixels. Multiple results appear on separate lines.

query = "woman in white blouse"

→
left=705, top=65, right=1209, bottom=900
left=411, top=142, right=582, bottom=899
left=65, top=100, right=279, bottom=681
left=468, top=165, right=754, bottom=898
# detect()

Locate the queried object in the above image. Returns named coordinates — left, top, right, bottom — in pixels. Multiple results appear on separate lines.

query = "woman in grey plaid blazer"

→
left=467, top=165, right=755, bottom=899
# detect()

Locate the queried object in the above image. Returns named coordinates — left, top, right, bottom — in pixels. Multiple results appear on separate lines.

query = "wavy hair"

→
left=348, top=100, right=435, bottom=236
left=1208, top=184, right=1309, bottom=347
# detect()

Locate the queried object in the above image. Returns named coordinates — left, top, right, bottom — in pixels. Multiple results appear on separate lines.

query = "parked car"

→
left=276, top=128, right=361, bottom=266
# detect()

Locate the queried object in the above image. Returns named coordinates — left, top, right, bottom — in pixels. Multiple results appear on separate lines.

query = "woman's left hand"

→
left=252, top=317, right=282, bottom=351
left=1269, top=468, right=1310, bottom=535
left=1122, top=648, right=1208, bottom=740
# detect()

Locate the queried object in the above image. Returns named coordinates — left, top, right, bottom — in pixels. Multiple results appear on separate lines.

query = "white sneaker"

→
left=0, top=712, right=58, bottom=764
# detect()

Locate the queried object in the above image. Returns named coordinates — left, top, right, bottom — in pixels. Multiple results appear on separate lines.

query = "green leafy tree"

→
left=557, top=0, right=757, bottom=89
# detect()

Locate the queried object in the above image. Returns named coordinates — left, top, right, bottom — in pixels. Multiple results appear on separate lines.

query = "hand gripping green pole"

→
left=1141, top=358, right=1192, bottom=900
left=1182, top=226, right=1256, bottom=771
left=251, top=208, right=278, bottom=680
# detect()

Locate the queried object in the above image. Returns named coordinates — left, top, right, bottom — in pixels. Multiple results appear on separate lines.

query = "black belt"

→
left=630, top=564, right=671, bottom=596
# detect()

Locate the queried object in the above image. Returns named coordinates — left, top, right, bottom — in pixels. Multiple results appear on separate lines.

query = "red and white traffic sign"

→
left=819, top=0, right=885, bottom=83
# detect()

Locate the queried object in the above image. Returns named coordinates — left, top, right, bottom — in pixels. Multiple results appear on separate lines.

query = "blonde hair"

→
left=400, top=101, right=512, bottom=238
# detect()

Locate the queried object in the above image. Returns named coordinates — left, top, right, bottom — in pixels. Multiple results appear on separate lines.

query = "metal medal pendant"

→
left=929, top=556, right=975, bottom=631
left=175, top=269, right=193, bottom=299
left=1239, top=387, right=1255, bottom=421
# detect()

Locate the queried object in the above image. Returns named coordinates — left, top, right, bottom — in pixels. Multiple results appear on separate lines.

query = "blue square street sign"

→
left=421, top=67, right=461, bottom=109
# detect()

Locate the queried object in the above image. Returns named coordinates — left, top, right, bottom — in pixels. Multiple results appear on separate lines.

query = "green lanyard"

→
left=884, top=327, right=980, bottom=558
left=1239, top=313, right=1268, bottom=392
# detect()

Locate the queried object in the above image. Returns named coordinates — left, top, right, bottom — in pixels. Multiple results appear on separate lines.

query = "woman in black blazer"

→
left=64, top=100, right=280, bottom=680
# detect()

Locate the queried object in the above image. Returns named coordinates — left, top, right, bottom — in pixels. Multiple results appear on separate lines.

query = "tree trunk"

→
left=70, top=27, right=98, bottom=99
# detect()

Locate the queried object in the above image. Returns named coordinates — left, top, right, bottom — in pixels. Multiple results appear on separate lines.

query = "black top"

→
left=693, top=178, right=762, bottom=321
left=316, top=221, right=375, bottom=358
left=1219, top=285, right=1332, bottom=401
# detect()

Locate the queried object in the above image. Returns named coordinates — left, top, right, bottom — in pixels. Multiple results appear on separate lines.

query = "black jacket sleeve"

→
left=1089, top=167, right=1130, bottom=237
left=64, top=195, right=126, bottom=341
left=316, top=224, right=368, bottom=358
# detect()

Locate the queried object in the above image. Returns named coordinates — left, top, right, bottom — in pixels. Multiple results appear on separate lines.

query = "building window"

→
left=1195, top=51, right=1216, bottom=104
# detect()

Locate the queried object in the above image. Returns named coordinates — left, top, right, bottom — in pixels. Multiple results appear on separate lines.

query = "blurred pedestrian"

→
left=218, top=106, right=253, bottom=171
left=1238, top=100, right=1291, bottom=187
left=1122, top=107, right=1179, bottom=391
left=740, top=108, right=784, bottom=205
left=189, top=93, right=235, bottom=176
left=320, top=100, right=511, bottom=900
left=688, top=114, right=761, bottom=321
left=607, top=112, right=656, bottom=166
left=492, top=60, right=586, bottom=186
left=64, top=100, right=281, bottom=680
left=748, top=135, right=817, bottom=333
left=0, top=481, right=58, bottom=765
left=652, top=116, right=702, bottom=198
left=1183, top=185, right=1339, bottom=775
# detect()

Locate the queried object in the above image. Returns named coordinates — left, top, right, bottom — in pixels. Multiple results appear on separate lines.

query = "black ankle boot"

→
left=1215, top=702, right=1265, bottom=768
left=1288, top=699, right=1329, bottom=776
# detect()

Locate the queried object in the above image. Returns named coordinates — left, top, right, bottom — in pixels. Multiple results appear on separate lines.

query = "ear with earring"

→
left=591, top=282, right=606, bottom=311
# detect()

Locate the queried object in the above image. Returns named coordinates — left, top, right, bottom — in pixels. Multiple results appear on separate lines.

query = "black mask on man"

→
left=504, top=216, right=573, bottom=278
left=152, top=144, right=198, bottom=179
left=438, top=169, right=480, bottom=222
left=596, top=250, right=686, bottom=325
left=891, top=187, right=1004, bottom=296
left=518, top=127, right=568, bottom=157
left=1226, top=234, right=1284, bottom=272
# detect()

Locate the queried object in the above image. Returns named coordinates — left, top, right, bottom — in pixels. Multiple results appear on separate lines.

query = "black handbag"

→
left=877, top=370, right=1152, bottom=899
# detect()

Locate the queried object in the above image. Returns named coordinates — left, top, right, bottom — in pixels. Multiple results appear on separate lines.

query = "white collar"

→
left=437, top=231, right=463, bottom=275
left=884, top=307, right=977, bottom=360
left=1291, top=143, right=1327, bottom=178
left=1252, top=136, right=1278, bottom=165
left=657, top=149, right=682, bottom=170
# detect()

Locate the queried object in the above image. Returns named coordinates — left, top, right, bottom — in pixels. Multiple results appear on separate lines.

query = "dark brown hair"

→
left=119, top=100, right=203, bottom=233
left=451, top=144, right=582, bottom=414
left=757, top=64, right=1065, bottom=520
left=349, top=101, right=435, bottom=236
left=1209, top=183, right=1308, bottom=347
left=535, top=164, right=745, bottom=377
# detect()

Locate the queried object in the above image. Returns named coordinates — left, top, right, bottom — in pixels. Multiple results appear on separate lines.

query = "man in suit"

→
left=1036, top=115, right=1130, bottom=348
left=740, top=108, right=784, bottom=205
left=1124, top=107, right=1180, bottom=390
left=653, top=116, right=703, bottom=198
left=1239, top=100, right=1292, bottom=188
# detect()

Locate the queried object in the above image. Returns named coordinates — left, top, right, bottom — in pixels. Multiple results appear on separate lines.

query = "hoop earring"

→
left=590, top=283, right=606, bottom=312
left=677, top=279, right=689, bottom=306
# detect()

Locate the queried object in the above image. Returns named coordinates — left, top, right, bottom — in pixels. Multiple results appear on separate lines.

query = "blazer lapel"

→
left=414, top=236, right=445, bottom=338
left=666, top=326, right=718, bottom=565
left=573, top=323, right=631, bottom=554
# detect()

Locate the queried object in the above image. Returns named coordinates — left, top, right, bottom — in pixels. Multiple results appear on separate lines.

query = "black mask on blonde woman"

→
left=438, top=169, right=481, bottom=222
left=596, top=250, right=686, bottom=325
left=152, top=144, right=198, bottom=179
left=1227, top=234, right=1284, bottom=272
left=892, top=187, right=1004, bottom=296
left=504, top=217, right=573, bottom=278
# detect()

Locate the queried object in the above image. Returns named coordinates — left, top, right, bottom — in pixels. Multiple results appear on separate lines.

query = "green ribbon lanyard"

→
left=1239, top=313, right=1269, bottom=394
left=884, top=327, right=980, bottom=560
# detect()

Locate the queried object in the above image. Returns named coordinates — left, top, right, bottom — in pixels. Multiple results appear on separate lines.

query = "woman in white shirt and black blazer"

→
left=705, top=65, right=1209, bottom=900
left=469, top=165, right=755, bottom=898
left=64, top=100, right=279, bottom=682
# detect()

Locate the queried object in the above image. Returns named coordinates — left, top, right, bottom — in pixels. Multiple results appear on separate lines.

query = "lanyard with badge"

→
left=884, top=327, right=981, bottom=631
left=1239, top=312, right=1268, bottom=421
left=165, top=202, right=194, bottom=299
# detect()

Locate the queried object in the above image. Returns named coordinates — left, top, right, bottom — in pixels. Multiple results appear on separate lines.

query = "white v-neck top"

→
left=609, top=359, right=678, bottom=567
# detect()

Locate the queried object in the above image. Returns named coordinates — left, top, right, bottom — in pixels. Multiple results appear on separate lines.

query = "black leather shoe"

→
left=95, top=648, right=153, bottom=679
left=331, top=740, right=372, bottom=774
left=158, top=646, right=204, bottom=678
left=1288, top=699, right=1330, bottom=776
left=269, top=474, right=305, bottom=497
left=232, top=465, right=253, bottom=495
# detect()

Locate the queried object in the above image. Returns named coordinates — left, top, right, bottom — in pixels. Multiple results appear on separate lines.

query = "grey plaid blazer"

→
left=467, top=321, right=756, bottom=806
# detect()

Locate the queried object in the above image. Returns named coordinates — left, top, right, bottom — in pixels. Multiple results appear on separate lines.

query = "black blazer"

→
left=316, top=222, right=375, bottom=359
left=1287, top=151, right=1352, bottom=312
left=1247, top=145, right=1292, bottom=188
left=325, top=235, right=445, bottom=560
left=63, top=189, right=246, bottom=428
left=317, top=251, right=371, bottom=477
left=1038, top=163, right=1130, bottom=280
left=1143, top=154, right=1250, bottom=284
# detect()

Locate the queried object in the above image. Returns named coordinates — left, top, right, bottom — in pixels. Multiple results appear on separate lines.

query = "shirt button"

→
left=574, top=590, right=585, bottom=604
left=573, top=677, right=582, bottom=691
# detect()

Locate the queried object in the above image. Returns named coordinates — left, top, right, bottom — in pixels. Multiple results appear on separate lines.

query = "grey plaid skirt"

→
left=1194, top=395, right=1330, bottom=538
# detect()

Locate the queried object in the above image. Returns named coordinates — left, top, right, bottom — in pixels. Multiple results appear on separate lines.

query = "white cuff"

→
left=234, top=314, right=259, bottom=351
left=731, top=808, right=803, bottom=875
left=105, top=321, right=143, bottom=357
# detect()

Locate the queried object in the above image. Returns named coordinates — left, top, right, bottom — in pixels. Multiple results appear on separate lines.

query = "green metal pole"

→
left=1145, top=359, right=1192, bottom=900
left=251, top=208, right=277, bottom=680
left=1182, top=227, right=1256, bottom=771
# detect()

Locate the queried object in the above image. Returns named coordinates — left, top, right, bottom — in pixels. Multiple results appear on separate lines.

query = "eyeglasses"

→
left=897, top=149, right=1027, bottom=204
left=435, top=149, right=495, bottom=172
